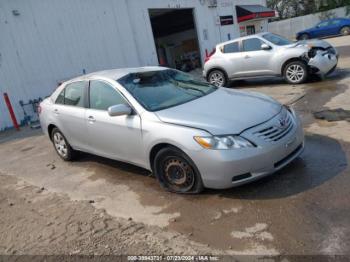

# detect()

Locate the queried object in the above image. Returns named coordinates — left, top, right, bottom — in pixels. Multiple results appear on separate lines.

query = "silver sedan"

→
left=39, top=67, right=304, bottom=193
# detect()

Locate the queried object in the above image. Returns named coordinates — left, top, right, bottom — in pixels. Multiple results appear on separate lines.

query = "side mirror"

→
left=261, top=44, right=271, bottom=50
left=108, top=104, right=132, bottom=117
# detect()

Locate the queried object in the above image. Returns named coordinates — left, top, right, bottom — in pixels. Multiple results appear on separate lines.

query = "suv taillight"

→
left=205, top=48, right=216, bottom=63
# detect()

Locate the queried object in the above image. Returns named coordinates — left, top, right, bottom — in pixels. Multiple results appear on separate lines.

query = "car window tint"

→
left=64, top=82, right=85, bottom=107
left=89, top=80, right=126, bottom=111
left=318, top=21, right=329, bottom=27
left=331, top=20, right=340, bottom=25
left=55, top=89, right=65, bottom=104
left=242, top=38, right=263, bottom=52
left=223, top=42, right=239, bottom=53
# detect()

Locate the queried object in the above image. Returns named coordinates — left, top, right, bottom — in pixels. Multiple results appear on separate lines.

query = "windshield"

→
left=262, top=33, right=292, bottom=46
left=117, top=69, right=217, bottom=112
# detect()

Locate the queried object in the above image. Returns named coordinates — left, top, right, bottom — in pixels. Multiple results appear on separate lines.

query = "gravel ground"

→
left=0, top=174, right=215, bottom=256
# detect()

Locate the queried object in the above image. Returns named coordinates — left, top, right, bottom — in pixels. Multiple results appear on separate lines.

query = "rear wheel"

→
left=153, top=147, right=204, bottom=194
left=299, top=33, right=309, bottom=40
left=340, top=26, right=350, bottom=36
left=51, top=128, right=76, bottom=161
left=283, top=61, right=308, bottom=84
left=208, top=69, right=227, bottom=87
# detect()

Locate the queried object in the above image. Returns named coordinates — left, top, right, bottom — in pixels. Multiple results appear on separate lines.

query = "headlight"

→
left=194, top=135, right=255, bottom=150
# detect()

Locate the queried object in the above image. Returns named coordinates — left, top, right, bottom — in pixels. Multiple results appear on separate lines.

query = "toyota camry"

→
left=39, top=67, right=304, bottom=193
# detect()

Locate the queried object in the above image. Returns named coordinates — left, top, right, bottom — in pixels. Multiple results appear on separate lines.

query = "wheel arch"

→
left=48, top=124, right=57, bottom=141
left=340, top=25, right=350, bottom=34
left=281, top=57, right=307, bottom=75
left=149, top=143, right=184, bottom=171
left=298, top=32, right=310, bottom=40
left=206, top=67, right=228, bottom=81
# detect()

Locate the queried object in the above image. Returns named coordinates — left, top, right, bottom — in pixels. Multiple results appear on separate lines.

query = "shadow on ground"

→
left=208, top=134, right=347, bottom=200
left=0, top=126, right=42, bottom=144
left=229, top=68, right=349, bottom=88
left=69, top=133, right=347, bottom=200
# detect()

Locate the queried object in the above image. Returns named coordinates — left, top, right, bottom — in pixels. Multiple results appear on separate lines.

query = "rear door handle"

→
left=244, top=55, right=251, bottom=59
left=88, top=116, right=96, bottom=123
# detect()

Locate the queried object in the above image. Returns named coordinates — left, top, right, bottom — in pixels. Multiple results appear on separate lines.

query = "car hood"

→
left=154, top=88, right=282, bottom=135
left=287, top=39, right=332, bottom=49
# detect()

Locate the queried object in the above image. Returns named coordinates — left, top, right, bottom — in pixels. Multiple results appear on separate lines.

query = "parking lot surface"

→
left=1, top=36, right=350, bottom=256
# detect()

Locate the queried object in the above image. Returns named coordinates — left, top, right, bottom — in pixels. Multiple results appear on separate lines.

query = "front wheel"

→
left=207, top=69, right=227, bottom=87
left=340, top=26, right=350, bottom=36
left=283, top=61, right=308, bottom=84
left=153, top=147, right=204, bottom=194
left=51, top=128, right=76, bottom=161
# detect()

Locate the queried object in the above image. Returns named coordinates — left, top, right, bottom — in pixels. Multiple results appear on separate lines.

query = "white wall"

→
left=0, top=0, right=268, bottom=130
left=268, top=7, right=349, bottom=40
left=0, top=0, right=140, bottom=130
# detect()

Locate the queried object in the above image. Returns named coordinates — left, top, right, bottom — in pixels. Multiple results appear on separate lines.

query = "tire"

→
left=283, top=61, right=308, bottom=84
left=340, top=26, right=350, bottom=36
left=207, top=69, right=227, bottom=87
left=153, top=147, right=204, bottom=194
left=299, top=33, right=309, bottom=40
left=51, top=128, right=76, bottom=161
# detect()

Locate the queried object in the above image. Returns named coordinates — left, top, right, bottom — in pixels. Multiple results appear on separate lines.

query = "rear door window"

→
left=318, top=21, right=329, bottom=28
left=89, top=80, right=126, bottom=111
left=242, top=38, right=264, bottom=52
left=330, top=20, right=341, bottom=25
left=64, top=82, right=85, bottom=107
left=223, top=42, right=239, bottom=53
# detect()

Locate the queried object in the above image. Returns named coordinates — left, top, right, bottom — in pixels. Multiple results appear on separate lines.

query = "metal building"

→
left=0, top=0, right=274, bottom=130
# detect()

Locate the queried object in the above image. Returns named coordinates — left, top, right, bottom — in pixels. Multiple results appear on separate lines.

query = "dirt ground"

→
left=1, top=35, right=350, bottom=258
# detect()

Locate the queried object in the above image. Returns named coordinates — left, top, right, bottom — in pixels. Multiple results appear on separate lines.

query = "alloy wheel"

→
left=286, top=64, right=305, bottom=83
left=53, top=132, right=68, bottom=158
left=209, top=71, right=225, bottom=87
left=341, top=27, right=350, bottom=36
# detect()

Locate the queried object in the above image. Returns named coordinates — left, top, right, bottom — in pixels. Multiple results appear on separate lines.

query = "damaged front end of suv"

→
left=299, top=42, right=338, bottom=75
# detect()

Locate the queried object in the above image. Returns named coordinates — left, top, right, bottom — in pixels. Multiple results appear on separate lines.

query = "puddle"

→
left=313, top=108, right=350, bottom=122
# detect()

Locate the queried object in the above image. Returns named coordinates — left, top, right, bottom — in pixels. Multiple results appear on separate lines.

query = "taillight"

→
left=205, top=48, right=216, bottom=63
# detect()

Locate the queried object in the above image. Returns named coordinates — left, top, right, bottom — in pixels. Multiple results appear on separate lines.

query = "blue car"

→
left=296, top=18, right=350, bottom=40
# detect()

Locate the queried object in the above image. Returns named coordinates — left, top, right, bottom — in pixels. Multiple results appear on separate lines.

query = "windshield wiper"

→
left=173, top=80, right=206, bottom=95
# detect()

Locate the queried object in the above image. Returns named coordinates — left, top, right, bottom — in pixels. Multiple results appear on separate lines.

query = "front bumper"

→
left=308, top=51, right=338, bottom=75
left=189, top=110, right=304, bottom=189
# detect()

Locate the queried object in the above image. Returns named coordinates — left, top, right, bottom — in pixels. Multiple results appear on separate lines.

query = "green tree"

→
left=267, top=0, right=350, bottom=20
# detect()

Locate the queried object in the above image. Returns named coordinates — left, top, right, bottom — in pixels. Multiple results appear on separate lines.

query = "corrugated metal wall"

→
left=0, top=0, right=266, bottom=130
left=0, top=0, right=141, bottom=130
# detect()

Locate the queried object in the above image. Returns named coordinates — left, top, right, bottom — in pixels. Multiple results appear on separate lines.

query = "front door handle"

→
left=88, top=116, right=96, bottom=123
left=244, top=55, right=251, bottom=59
left=54, top=109, right=59, bottom=115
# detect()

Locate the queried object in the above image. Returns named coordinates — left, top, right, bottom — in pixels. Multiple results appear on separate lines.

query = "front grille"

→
left=253, top=110, right=294, bottom=142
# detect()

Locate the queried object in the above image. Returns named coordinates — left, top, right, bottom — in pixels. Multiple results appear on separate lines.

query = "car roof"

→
left=217, top=32, right=268, bottom=47
left=68, top=66, right=167, bottom=83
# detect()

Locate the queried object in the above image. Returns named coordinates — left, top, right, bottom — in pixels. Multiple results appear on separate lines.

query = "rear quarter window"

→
left=55, top=89, right=65, bottom=104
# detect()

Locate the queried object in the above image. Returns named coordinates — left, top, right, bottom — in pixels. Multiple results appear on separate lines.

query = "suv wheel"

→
left=153, top=147, right=204, bottom=194
left=51, top=128, right=76, bottom=161
left=283, top=61, right=308, bottom=84
left=208, top=70, right=227, bottom=87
